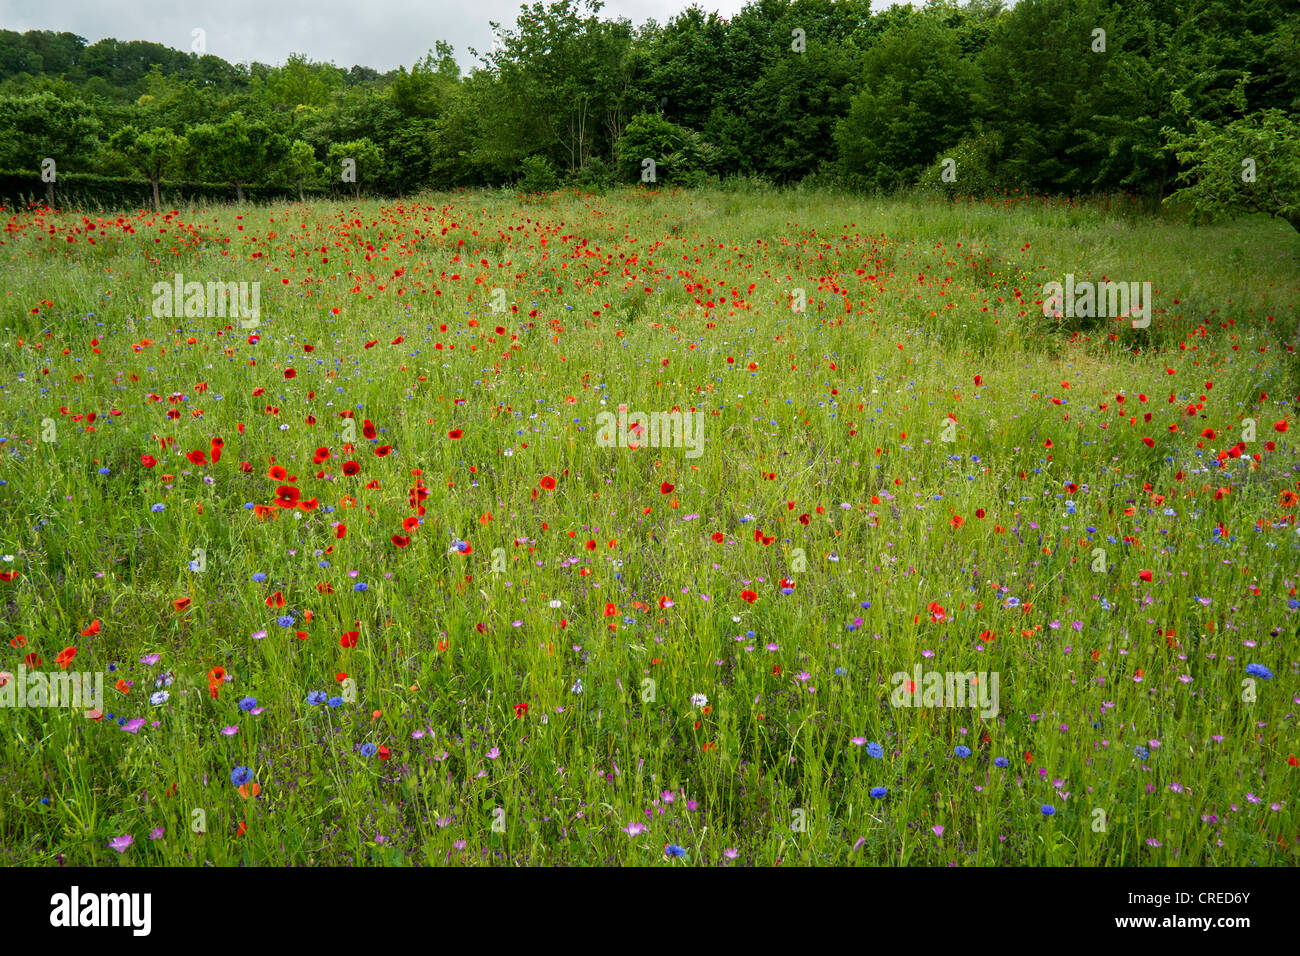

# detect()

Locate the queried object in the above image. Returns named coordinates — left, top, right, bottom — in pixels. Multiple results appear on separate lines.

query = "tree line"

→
left=1, top=0, right=1297, bottom=224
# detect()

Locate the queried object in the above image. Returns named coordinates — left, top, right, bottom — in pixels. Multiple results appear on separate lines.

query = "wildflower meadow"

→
left=1, top=186, right=1297, bottom=867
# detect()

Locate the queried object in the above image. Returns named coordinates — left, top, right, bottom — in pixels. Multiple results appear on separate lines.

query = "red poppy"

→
left=513, top=703, right=528, bottom=718
left=391, top=535, right=411, bottom=548
left=374, top=445, right=392, bottom=456
left=80, top=619, right=101, bottom=637
left=275, top=485, right=301, bottom=508
left=340, top=631, right=359, bottom=649
left=448, top=429, right=462, bottom=439
left=335, top=523, right=347, bottom=538
left=187, top=449, right=207, bottom=465
left=1139, top=570, right=1153, bottom=582
left=363, top=419, right=377, bottom=439
left=140, top=453, right=157, bottom=468
left=377, top=746, right=391, bottom=761
left=55, top=646, right=77, bottom=669
left=660, top=482, right=674, bottom=494
left=268, top=464, right=288, bottom=481
left=740, top=589, right=757, bottom=603
left=266, top=591, right=285, bottom=608
left=539, top=475, right=556, bottom=491
left=342, top=461, right=360, bottom=476
left=604, top=602, right=617, bottom=616
left=284, top=368, right=296, bottom=379
left=711, top=532, right=725, bottom=543
left=1276, top=420, right=1289, bottom=433
left=173, top=597, right=192, bottom=611
left=210, top=436, right=223, bottom=463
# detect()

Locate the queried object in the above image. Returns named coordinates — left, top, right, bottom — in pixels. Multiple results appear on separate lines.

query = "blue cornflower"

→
left=277, top=614, right=295, bottom=627
left=860, top=600, right=871, bottom=610
left=1134, top=746, right=1150, bottom=760
left=306, top=690, right=327, bottom=706
left=993, top=756, right=1009, bottom=768
left=238, top=696, right=258, bottom=712
left=230, top=766, right=253, bottom=786
left=834, top=667, right=846, bottom=676
left=251, top=572, right=267, bottom=582
left=358, top=743, right=377, bottom=757
left=1245, top=663, right=1273, bottom=679
left=869, top=786, right=888, bottom=799
left=150, top=690, right=169, bottom=705
left=866, top=742, right=884, bottom=759
left=954, top=745, right=972, bottom=758
left=663, top=844, right=687, bottom=859
left=353, top=582, right=368, bottom=592
left=1041, top=804, right=1056, bottom=816
left=98, top=467, right=110, bottom=476
left=328, top=696, right=344, bottom=708
left=150, top=503, right=165, bottom=513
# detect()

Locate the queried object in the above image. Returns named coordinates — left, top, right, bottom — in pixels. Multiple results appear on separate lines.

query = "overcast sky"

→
left=0, top=0, right=913, bottom=73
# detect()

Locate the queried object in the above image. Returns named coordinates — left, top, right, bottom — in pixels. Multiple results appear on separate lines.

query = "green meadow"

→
left=1, top=187, right=1297, bottom=865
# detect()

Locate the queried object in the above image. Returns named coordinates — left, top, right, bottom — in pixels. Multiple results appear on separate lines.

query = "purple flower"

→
left=108, top=834, right=134, bottom=853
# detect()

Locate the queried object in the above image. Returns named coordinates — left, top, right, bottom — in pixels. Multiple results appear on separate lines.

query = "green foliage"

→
left=917, top=126, right=1010, bottom=198
left=185, top=113, right=288, bottom=202
left=0, top=89, right=102, bottom=170
left=0, top=1, right=1297, bottom=202
left=616, top=112, right=714, bottom=186
left=1163, top=82, right=1300, bottom=232
left=835, top=16, right=979, bottom=191
left=328, top=138, right=384, bottom=198
left=516, top=154, right=560, bottom=193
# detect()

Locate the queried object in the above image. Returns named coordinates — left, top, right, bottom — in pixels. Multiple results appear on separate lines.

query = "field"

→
left=1, top=187, right=1297, bottom=866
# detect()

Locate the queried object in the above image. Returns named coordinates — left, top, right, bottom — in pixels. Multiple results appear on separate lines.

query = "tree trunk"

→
left=234, top=181, right=245, bottom=204
left=151, top=177, right=161, bottom=214
left=298, top=182, right=305, bottom=203
left=46, top=180, right=55, bottom=207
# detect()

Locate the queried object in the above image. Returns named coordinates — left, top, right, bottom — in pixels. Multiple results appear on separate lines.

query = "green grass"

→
left=1, top=186, right=1297, bottom=866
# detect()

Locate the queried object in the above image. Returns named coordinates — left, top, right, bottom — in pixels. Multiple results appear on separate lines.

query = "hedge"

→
left=0, top=170, right=356, bottom=211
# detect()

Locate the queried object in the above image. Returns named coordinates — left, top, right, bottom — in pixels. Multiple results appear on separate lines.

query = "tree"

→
left=108, top=125, right=182, bottom=211
left=1162, top=82, right=1300, bottom=233
left=616, top=112, right=712, bottom=186
left=185, top=112, right=287, bottom=202
left=0, top=89, right=101, bottom=203
left=328, top=138, right=383, bottom=198
left=835, top=14, right=978, bottom=190
left=284, top=139, right=326, bottom=202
